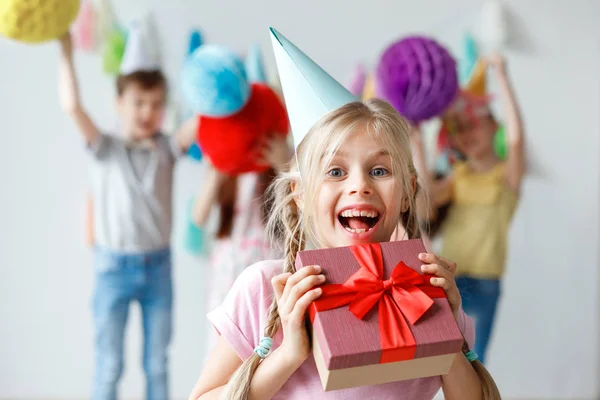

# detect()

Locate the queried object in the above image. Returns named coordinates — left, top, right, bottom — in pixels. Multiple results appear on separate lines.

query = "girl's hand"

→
left=419, top=253, right=462, bottom=320
left=59, top=31, right=73, bottom=56
left=256, top=134, right=291, bottom=172
left=408, top=124, right=423, bottom=146
left=271, top=265, right=324, bottom=365
left=486, top=52, right=507, bottom=75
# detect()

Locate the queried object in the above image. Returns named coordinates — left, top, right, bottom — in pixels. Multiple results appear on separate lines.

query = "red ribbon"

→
left=309, top=243, right=446, bottom=363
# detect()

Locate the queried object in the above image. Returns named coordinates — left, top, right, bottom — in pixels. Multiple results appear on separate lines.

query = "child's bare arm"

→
left=58, top=32, right=100, bottom=146
left=174, top=116, right=199, bottom=153
left=410, top=126, right=453, bottom=221
left=489, top=54, right=526, bottom=192
left=192, top=160, right=227, bottom=227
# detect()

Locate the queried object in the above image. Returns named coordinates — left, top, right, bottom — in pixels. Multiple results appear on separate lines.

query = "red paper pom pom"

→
left=198, top=83, right=289, bottom=174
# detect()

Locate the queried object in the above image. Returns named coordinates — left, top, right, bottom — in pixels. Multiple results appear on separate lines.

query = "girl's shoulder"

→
left=237, top=259, right=285, bottom=285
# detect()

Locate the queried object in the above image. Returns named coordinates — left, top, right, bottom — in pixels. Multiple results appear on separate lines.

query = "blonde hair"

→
left=222, top=99, right=500, bottom=399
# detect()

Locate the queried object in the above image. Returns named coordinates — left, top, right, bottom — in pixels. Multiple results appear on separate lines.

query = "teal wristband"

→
left=464, top=350, right=478, bottom=363
left=254, top=337, right=273, bottom=359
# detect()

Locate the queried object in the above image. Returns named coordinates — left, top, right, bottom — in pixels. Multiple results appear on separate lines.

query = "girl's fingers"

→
left=289, top=287, right=323, bottom=324
left=284, top=273, right=326, bottom=311
left=271, top=273, right=292, bottom=301
left=280, top=265, right=321, bottom=305
left=419, top=253, right=457, bottom=274
left=430, top=277, right=461, bottom=313
left=421, top=263, right=453, bottom=280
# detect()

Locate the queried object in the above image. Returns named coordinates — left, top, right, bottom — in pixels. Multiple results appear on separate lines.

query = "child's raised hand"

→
left=271, top=265, right=324, bottom=365
left=256, top=134, right=291, bottom=172
left=59, top=31, right=73, bottom=55
left=486, top=52, right=507, bottom=74
left=418, top=253, right=462, bottom=320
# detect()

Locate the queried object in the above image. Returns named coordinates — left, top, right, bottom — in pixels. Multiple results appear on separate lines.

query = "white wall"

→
left=0, top=0, right=598, bottom=399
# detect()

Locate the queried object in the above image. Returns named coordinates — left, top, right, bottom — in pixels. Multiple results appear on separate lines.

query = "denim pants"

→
left=455, top=276, right=501, bottom=365
left=92, top=247, right=172, bottom=400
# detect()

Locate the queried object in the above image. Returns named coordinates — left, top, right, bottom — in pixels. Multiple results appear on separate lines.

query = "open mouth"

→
left=338, top=209, right=381, bottom=234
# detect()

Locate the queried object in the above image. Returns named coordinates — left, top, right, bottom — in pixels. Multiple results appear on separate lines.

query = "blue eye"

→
left=370, top=168, right=389, bottom=177
left=327, top=168, right=345, bottom=178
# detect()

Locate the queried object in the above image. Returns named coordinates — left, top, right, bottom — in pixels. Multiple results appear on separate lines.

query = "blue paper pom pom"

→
left=181, top=44, right=250, bottom=117
left=188, top=30, right=203, bottom=56
left=187, top=142, right=203, bottom=161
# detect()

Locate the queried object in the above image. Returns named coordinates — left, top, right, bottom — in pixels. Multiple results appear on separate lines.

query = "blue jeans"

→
left=455, top=276, right=501, bottom=365
left=92, top=248, right=172, bottom=400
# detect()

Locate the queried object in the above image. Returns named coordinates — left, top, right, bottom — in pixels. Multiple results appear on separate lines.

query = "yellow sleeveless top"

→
left=440, top=162, right=519, bottom=279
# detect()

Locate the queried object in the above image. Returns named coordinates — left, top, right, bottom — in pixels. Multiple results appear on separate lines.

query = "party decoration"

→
left=460, top=33, right=479, bottom=85
left=494, top=123, right=507, bottom=160
left=182, top=42, right=289, bottom=174
left=71, top=0, right=96, bottom=51
left=346, top=63, right=367, bottom=97
left=181, top=44, right=250, bottom=117
left=188, top=29, right=203, bottom=55
left=102, top=25, right=126, bottom=75
left=245, top=43, right=268, bottom=83
left=187, top=142, right=203, bottom=161
left=119, top=21, right=160, bottom=74
left=182, top=198, right=207, bottom=255
left=270, top=27, right=356, bottom=150
left=375, top=36, right=459, bottom=123
left=94, top=0, right=117, bottom=45
left=0, top=0, right=80, bottom=44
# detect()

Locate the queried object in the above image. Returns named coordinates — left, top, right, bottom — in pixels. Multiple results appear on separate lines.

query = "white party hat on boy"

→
left=269, top=27, right=357, bottom=150
left=120, top=20, right=161, bottom=75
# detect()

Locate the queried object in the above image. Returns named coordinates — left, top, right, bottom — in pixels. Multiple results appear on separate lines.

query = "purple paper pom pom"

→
left=375, top=36, right=459, bottom=123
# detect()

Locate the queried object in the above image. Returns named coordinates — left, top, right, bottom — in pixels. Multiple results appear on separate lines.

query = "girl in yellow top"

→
left=412, top=53, right=525, bottom=364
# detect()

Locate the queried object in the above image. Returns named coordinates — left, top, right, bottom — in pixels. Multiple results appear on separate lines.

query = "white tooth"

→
left=352, top=210, right=361, bottom=217
left=360, top=210, right=368, bottom=217
left=355, top=228, right=366, bottom=234
left=345, top=226, right=353, bottom=232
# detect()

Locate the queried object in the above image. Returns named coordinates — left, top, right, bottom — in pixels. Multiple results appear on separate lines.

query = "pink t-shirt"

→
left=207, top=259, right=475, bottom=400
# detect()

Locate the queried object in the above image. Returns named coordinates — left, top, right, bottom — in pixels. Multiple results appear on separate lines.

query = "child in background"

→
left=58, top=26, right=196, bottom=399
left=188, top=28, right=499, bottom=400
left=192, top=133, right=291, bottom=352
left=412, top=53, right=525, bottom=364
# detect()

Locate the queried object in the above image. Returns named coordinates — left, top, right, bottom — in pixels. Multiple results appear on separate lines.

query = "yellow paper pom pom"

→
left=0, top=0, right=80, bottom=44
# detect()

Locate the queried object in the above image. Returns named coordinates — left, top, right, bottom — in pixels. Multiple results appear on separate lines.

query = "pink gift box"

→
left=296, top=239, right=464, bottom=391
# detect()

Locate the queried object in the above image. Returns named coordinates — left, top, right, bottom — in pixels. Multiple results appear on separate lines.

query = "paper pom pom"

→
left=347, top=63, right=367, bottom=97
left=187, top=142, right=203, bottom=161
left=0, top=0, right=80, bottom=44
left=460, top=33, right=479, bottom=85
left=494, top=123, right=507, bottom=160
left=102, top=26, right=126, bottom=75
left=188, top=29, right=203, bottom=56
left=375, top=36, right=459, bottom=123
left=94, top=0, right=117, bottom=45
left=71, top=0, right=95, bottom=51
left=198, top=83, right=289, bottom=174
left=181, top=44, right=250, bottom=117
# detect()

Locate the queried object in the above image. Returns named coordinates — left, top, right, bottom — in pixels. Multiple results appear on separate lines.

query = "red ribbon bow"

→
left=309, top=243, right=446, bottom=363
